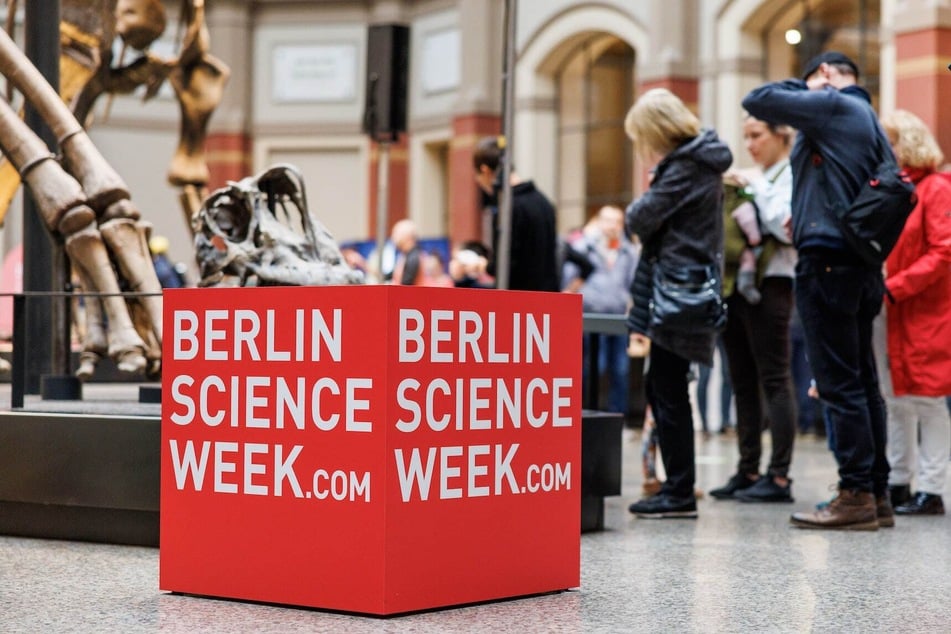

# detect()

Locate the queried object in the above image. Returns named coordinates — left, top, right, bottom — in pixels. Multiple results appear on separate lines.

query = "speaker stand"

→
left=373, top=141, right=391, bottom=277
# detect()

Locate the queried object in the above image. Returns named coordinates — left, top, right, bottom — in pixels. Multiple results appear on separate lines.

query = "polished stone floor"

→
left=3, top=406, right=951, bottom=633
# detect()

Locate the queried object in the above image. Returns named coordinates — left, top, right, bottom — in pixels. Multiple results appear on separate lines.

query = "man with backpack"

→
left=742, top=52, right=896, bottom=530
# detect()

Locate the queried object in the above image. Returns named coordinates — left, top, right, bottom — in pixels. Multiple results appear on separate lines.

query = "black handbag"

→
left=649, top=261, right=727, bottom=332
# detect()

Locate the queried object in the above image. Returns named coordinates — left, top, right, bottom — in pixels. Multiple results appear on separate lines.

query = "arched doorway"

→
left=762, top=0, right=881, bottom=105
left=716, top=0, right=882, bottom=162
left=515, top=6, right=647, bottom=233
left=555, top=36, right=635, bottom=232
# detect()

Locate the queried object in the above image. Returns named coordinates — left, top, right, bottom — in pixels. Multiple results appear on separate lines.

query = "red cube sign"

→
left=159, top=285, right=582, bottom=614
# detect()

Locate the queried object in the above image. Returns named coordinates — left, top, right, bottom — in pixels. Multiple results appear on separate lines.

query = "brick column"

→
left=448, top=114, right=501, bottom=247
left=206, top=132, right=251, bottom=191
left=894, top=27, right=951, bottom=159
left=636, top=77, right=699, bottom=112
left=202, top=1, right=252, bottom=191
left=447, top=0, right=503, bottom=247
left=367, top=135, right=410, bottom=238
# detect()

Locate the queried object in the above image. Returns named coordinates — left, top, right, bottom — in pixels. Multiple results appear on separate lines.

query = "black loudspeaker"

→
left=363, top=23, right=410, bottom=142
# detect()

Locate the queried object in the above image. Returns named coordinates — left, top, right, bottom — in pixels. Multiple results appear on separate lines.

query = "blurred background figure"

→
left=149, top=235, right=186, bottom=289
left=473, top=136, right=559, bottom=292
left=564, top=204, right=638, bottom=417
left=449, top=240, right=494, bottom=289
left=559, top=229, right=596, bottom=294
left=790, top=306, right=822, bottom=436
left=695, top=337, right=733, bottom=438
left=390, top=219, right=424, bottom=286
left=339, top=246, right=368, bottom=276
left=366, top=239, right=398, bottom=284
left=876, top=109, right=951, bottom=516
left=421, top=250, right=454, bottom=287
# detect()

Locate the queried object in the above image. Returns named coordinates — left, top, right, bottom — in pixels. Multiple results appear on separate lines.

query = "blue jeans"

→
left=795, top=251, right=888, bottom=494
left=696, top=336, right=731, bottom=432
left=599, top=334, right=630, bottom=414
left=790, top=308, right=821, bottom=433
left=823, top=405, right=837, bottom=454
left=583, top=333, right=630, bottom=414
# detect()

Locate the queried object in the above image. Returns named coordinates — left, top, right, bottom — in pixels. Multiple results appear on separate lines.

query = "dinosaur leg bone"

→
left=99, top=207, right=163, bottom=343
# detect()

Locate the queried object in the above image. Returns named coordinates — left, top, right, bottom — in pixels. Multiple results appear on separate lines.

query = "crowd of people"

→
left=389, top=49, right=948, bottom=531
left=617, top=51, right=950, bottom=529
left=142, top=48, right=939, bottom=532
left=144, top=49, right=949, bottom=533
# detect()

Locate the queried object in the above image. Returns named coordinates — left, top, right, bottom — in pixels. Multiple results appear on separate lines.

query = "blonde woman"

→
left=710, top=116, right=799, bottom=503
left=876, top=109, right=951, bottom=515
left=624, top=88, right=733, bottom=518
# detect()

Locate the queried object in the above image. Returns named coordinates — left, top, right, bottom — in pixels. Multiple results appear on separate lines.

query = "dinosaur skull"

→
left=194, top=164, right=366, bottom=287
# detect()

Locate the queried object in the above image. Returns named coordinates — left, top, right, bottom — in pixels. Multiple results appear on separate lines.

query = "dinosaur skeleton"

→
left=0, top=0, right=229, bottom=379
left=194, top=164, right=366, bottom=288
left=0, top=25, right=160, bottom=376
left=60, top=0, right=230, bottom=234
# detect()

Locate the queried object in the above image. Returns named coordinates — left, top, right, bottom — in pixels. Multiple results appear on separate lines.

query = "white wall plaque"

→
left=272, top=44, right=358, bottom=103
left=421, top=28, right=460, bottom=95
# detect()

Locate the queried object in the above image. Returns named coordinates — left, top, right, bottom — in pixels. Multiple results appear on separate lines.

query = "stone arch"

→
left=514, top=4, right=648, bottom=229
left=713, top=0, right=781, bottom=161
left=715, top=0, right=885, bottom=158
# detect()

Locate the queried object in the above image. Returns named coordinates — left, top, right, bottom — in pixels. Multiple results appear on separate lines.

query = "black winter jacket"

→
left=626, top=128, right=733, bottom=365
left=489, top=180, right=559, bottom=292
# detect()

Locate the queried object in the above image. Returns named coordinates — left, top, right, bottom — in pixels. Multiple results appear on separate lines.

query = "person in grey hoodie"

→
left=743, top=51, right=891, bottom=531
left=624, top=88, right=733, bottom=519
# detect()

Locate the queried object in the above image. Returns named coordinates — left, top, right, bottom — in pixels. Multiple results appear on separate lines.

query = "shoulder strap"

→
left=767, top=161, right=789, bottom=185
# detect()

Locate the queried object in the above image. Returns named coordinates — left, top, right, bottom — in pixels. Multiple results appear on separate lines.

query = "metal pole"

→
left=23, top=0, right=70, bottom=393
left=858, top=0, right=868, bottom=81
left=11, top=293, right=25, bottom=408
left=496, top=0, right=517, bottom=290
left=374, top=142, right=391, bottom=281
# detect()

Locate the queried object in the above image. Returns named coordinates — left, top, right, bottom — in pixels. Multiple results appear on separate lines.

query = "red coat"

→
left=885, top=169, right=951, bottom=397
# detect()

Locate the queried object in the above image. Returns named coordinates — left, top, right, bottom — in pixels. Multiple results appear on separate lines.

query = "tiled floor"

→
left=3, top=397, right=950, bottom=633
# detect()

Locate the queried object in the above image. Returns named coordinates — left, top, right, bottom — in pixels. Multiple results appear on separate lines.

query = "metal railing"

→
left=3, top=298, right=627, bottom=411
left=2, top=291, right=162, bottom=408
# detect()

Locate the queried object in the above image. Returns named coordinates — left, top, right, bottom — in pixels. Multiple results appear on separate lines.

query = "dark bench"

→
left=0, top=411, right=160, bottom=546
left=581, top=409, right=623, bottom=531
left=0, top=407, right=624, bottom=542
left=0, top=310, right=630, bottom=543
left=578, top=313, right=629, bottom=531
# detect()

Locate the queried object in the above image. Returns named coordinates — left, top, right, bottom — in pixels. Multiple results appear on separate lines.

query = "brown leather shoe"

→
left=790, top=489, right=878, bottom=531
left=876, top=494, right=895, bottom=528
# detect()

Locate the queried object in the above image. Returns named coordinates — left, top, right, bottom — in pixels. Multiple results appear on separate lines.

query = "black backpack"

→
left=813, top=128, right=917, bottom=267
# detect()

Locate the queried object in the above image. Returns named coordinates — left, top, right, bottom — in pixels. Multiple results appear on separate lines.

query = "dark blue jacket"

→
left=153, top=254, right=184, bottom=289
left=742, top=80, right=884, bottom=251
